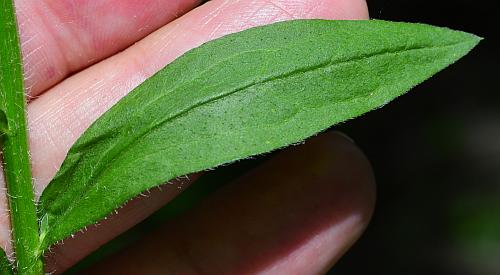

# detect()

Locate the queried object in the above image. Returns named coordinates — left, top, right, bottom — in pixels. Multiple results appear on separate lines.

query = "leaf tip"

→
left=437, top=28, right=483, bottom=66
left=466, top=32, right=483, bottom=46
left=455, top=30, right=483, bottom=52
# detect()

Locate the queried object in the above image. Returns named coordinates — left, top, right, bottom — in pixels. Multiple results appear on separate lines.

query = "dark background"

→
left=69, top=0, right=499, bottom=274
left=334, top=0, right=499, bottom=274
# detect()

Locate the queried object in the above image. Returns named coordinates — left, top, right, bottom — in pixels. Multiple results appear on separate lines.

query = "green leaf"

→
left=0, top=248, right=13, bottom=275
left=38, top=19, right=480, bottom=250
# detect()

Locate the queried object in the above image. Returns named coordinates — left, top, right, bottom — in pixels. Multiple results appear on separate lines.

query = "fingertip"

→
left=294, top=130, right=377, bottom=241
left=315, top=131, right=376, bottom=269
left=325, top=131, right=376, bottom=223
left=261, top=131, right=376, bottom=274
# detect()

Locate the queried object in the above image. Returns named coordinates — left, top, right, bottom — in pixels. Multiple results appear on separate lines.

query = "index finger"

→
left=16, top=0, right=201, bottom=96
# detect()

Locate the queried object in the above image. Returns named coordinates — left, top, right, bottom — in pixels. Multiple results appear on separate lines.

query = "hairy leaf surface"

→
left=38, top=20, right=480, bottom=249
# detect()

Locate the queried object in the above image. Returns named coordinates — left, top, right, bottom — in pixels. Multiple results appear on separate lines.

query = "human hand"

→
left=0, top=0, right=374, bottom=273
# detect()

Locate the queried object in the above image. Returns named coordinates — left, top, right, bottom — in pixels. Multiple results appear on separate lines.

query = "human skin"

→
left=0, top=0, right=375, bottom=274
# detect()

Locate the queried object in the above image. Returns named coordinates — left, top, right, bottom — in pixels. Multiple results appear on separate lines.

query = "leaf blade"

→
left=38, top=19, right=480, bottom=250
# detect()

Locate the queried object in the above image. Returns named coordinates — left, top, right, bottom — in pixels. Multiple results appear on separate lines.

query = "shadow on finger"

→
left=88, top=132, right=375, bottom=274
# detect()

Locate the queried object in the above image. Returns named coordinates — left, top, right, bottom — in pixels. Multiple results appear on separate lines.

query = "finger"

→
left=28, top=0, right=370, bottom=193
left=87, top=132, right=376, bottom=274
left=15, top=0, right=201, bottom=96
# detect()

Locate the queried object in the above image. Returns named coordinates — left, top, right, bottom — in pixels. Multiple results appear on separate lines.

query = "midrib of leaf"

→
left=122, top=40, right=476, bottom=160
left=41, top=39, right=471, bottom=242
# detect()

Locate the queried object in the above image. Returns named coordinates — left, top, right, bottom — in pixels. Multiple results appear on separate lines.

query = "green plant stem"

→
left=1, top=0, right=44, bottom=274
